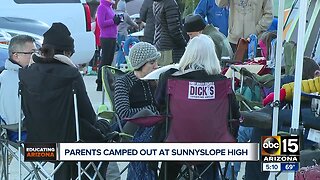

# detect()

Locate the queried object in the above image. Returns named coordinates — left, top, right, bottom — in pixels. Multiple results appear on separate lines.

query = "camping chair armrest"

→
left=301, top=91, right=320, bottom=100
left=124, top=115, right=166, bottom=127
left=0, top=123, right=26, bottom=132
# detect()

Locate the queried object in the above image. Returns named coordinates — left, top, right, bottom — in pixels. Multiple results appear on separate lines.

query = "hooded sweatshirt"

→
left=116, top=0, right=138, bottom=37
left=0, top=59, right=22, bottom=125
left=97, top=0, right=117, bottom=38
left=19, top=54, right=106, bottom=143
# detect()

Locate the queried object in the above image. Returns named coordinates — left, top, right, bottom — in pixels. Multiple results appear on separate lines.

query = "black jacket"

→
left=153, top=0, right=187, bottom=51
left=19, top=55, right=106, bottom=143
left=140, top=0, right=155, bottom=44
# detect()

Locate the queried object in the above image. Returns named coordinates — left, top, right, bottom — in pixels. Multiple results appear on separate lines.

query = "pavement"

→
left=2, top=75, right=289, bottom=180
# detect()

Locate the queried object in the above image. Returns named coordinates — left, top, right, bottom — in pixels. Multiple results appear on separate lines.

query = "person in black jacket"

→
left=140, top=0, right=155, bottom=44
left=154, top=34, right=240, bottom=179
left=153, top=0, right=187, bottom=65
left=19, top=23, right=112, bottom=180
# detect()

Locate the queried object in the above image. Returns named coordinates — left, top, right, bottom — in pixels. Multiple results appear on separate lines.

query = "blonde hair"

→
left=178, top=34, right=221, bottom=75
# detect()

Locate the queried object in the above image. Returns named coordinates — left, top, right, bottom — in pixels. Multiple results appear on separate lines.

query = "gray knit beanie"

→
left=129, top=42, right=160, bottom=70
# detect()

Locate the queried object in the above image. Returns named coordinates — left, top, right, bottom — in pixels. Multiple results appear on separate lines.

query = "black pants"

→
left=97, top=38, right=116, bottom=86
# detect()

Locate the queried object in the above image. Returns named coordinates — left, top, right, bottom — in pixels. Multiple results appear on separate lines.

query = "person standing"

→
left=96, top=0, right=122, bottom=91
left=140, top=0, right=155, bottom=44
left=153, top=0, right=187, bottom=66
left=216, top=0, right=273, bottom=51
left=194, top=0, right=229, bottom=37
left=115, top=0, right=139, bottom=66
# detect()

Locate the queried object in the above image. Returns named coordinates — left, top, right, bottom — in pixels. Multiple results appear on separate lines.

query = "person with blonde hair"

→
left=178, top=34, right=221, bottom=75
left=154, top=34, right=240, bottom=179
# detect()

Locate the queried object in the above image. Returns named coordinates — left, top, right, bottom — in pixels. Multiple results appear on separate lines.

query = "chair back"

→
left=166, top=78, right=235, bottom=143
left=19, top=71, right=78, bottom=143
left=101, top=65, right=125, bottom=110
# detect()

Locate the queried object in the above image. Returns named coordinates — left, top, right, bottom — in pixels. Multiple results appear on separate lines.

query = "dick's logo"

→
left=188, top=82, right=215, bottom=100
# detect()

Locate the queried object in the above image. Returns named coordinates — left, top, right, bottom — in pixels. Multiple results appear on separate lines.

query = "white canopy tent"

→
left=272, top=0, right=310, bottom=179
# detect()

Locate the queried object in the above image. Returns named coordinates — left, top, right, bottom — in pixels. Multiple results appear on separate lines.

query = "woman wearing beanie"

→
left=114, top=42, right=160, bottom=179
left=183, top=14, right=234, bottom=61
left=154, top=34, right=240, bottom=179
left=19, top=22, right=110, bottom=179
left=96, top=0, right=122, bottom=91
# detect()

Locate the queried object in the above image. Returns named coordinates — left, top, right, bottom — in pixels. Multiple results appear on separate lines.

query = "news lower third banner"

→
left=54, top=143, right=259, bottom=161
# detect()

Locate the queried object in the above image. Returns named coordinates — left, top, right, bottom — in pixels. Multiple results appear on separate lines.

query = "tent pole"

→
left=272, top=0, right=285, bottom=136
left=288, top=0, right=308, bottom=179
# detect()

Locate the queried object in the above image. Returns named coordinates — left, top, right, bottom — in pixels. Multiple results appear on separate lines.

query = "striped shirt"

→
left=114, top=71, right=158, bottom=119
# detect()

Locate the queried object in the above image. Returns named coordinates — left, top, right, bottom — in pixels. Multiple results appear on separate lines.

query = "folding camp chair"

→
left=165, top=78, right=237, bottom=179
left=17, top=73, right=107, bottom=180
left=0, top=123, right=38, bottom=180
left=272, top=92, right=320, bottom=179
left=98, top=65, right=127, bottom=131
left=124, top=77, right=237, bottom=179
left=0, top=90, right=47, bottom=180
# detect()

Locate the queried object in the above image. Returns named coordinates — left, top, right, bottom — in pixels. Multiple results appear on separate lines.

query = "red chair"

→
left=126, top=77, right=237, bottom=179
left=165, top=78, right=235, bottom=143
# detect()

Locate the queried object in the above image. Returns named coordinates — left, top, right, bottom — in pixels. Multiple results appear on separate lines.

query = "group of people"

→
left=0, top=23, right=116, bottom=179
left=2, top=0, right=319, bottom=179
left=94, top=0, right=273, bottom=87
left=96, top=0, right=274, bottom=179
left=93, top=0, right=320, bottom=179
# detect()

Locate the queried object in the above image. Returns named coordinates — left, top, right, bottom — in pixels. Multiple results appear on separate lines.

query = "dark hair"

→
left=40, top=44, right=71, bottom=58
left=39, top=44, right=55, bottom=58
left=302, top=57, right=320, bottom=79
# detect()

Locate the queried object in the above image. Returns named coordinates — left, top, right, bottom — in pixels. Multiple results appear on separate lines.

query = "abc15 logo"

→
left=261, top=136, right=300, bottom=156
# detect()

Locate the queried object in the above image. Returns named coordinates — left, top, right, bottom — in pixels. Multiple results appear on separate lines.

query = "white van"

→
left=0, top=0, right=95, bottom=65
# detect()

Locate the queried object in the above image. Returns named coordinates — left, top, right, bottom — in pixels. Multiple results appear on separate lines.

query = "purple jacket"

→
left=97, top=1, right=117, bottom=38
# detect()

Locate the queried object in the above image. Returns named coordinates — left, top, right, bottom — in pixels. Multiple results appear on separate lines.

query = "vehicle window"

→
left=14, top=0, right=80, bottom=3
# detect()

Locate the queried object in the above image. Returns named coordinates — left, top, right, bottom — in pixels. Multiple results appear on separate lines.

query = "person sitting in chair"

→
left=0, top=35, right=37, bottom=142
left=183, top=14, right=234, bottom=61
left=19, top=22, right=114, bottom=180
left=114, top=42, right=160, bottom=179
left=154, top=34, right=240, bottom=179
